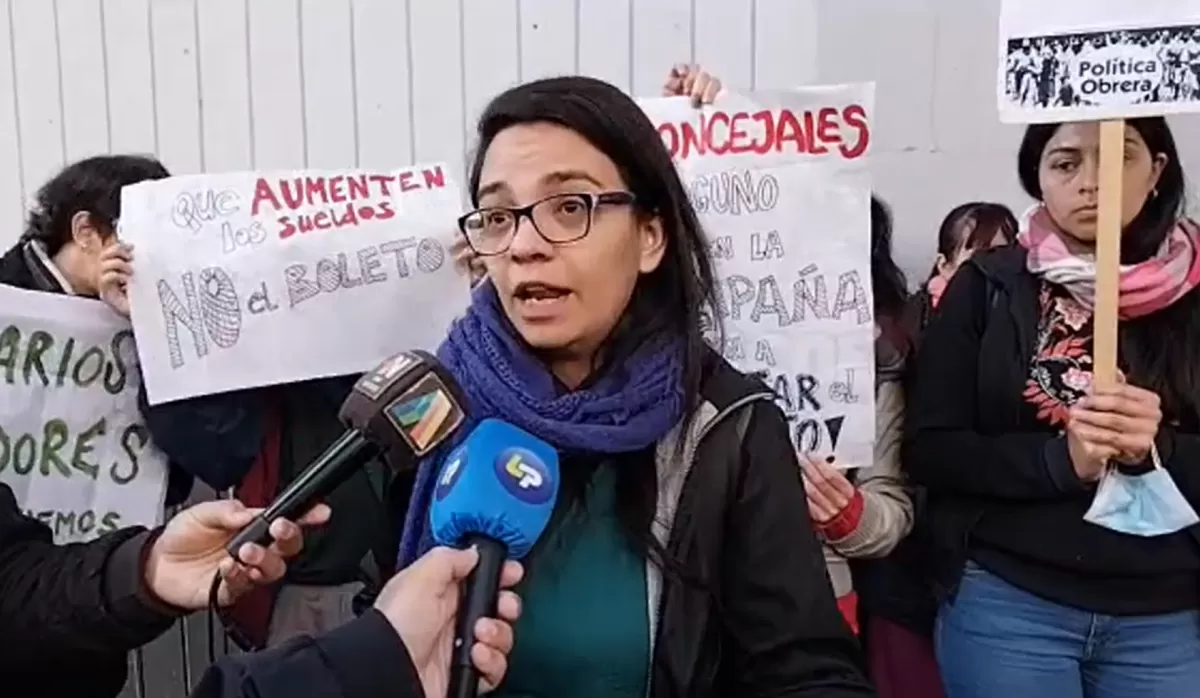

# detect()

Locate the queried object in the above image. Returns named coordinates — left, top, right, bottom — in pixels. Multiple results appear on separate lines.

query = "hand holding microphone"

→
left=374, top=546, right=524, bottom=697
left=429, top=418, right=561, bottom=698
left=215, top=349, right=469, bottom=651
left=224, top=350, right=468, bottom=558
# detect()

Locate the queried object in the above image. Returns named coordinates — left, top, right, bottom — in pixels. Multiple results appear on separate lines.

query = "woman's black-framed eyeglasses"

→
left=456, top=191, right=637, bottom=256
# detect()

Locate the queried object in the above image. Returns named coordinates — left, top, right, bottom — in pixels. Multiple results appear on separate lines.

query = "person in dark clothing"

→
left=0, top=154, right=205, bottom=505
left=902, top=202, right=1018, bottom=348
left=1, top=480, right=517, bottom=698
left=800, top=197, right=914, bottom=638
left=397, top=75, right=875, bottom=698
left=191, top=546, right=520, bottom=698
left=805, top=197, right=943, bottom=698
left=53, top=163, right=393, bottom=648
left=905, top=118, right=1200, bottom=698
left=0, top=481, right=325, bottom=697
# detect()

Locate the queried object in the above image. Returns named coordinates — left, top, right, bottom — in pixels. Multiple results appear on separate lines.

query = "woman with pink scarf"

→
left=906, top=117, right=1200, bottom=698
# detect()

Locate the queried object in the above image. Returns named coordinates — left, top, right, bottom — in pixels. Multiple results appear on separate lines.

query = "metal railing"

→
left=118, top=487, right=235, bottom=697
left=119, top=608, right=238, bottom=698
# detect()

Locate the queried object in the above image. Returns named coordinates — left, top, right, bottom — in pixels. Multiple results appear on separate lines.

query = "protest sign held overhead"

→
left=998, top=0, right=1200, bottom=124
left=639, top=84, right=876, bottom=468
left=0, top=286, right=169, bottom=543
left=119, top=165, right=469, bottom=405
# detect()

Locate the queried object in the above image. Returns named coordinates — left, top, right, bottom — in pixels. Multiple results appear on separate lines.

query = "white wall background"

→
left=1, top=0, right=1199, bottom=279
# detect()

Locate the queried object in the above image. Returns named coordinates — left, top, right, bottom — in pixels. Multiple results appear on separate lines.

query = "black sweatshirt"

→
left=0, top=480, right=422, bottom=698
left=0, top=483, right=180, bottom=697
left=903, top=247, right=1200, bottom=615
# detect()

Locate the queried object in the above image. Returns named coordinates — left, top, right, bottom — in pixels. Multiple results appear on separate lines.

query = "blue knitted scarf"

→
left=397, top=282, right=685, bottom=566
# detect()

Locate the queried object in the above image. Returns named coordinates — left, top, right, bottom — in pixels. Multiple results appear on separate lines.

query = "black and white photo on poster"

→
left=997, top=0, right=1200, bottom=124
left=1003, top=24, right=1200, bottom=111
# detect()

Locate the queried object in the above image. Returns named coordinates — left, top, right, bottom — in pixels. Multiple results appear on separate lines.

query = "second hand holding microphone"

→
left=430, top=418, right=560, bottom=698
left=222, top=349, right=468, bottom=560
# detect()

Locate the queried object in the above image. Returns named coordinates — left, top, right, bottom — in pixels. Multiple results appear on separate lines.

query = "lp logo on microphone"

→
left=435, top=449, right=465, bottom=501
left=495, top=448, right=552, bottom=505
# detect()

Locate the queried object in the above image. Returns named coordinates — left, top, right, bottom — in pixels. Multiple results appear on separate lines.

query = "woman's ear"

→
left=933, top=253, right=950, bottom=278
left=1148, top=152, right=1169, bottom=195
left=638, top=215, right=667, bottom=274
left=70, top=211, right=104, bottom=253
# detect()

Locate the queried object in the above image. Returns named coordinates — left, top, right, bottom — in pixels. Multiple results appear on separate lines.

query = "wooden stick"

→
left=1092, top=119, right=1125, bottom=389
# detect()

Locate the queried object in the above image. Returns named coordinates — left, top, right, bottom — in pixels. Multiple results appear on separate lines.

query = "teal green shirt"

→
left=491, top=464, right=649, bottom=698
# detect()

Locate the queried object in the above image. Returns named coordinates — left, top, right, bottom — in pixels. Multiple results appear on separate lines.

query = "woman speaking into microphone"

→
left=397, top=75, right=874, bottom=698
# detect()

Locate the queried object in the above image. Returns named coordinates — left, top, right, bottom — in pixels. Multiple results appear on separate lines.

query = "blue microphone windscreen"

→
left=429, top=418, right=560, bottom=559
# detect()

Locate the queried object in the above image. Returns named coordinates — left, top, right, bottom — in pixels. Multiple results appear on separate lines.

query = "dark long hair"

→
left=928, top=202, right=1018, bottom=281
left=467, top=76, right=722, bottom=569
left=871, top=196, right=909, bottom=323
left=22, top=155, right=170, bottom=255
left=1017, top=118, right=1200, bottom=427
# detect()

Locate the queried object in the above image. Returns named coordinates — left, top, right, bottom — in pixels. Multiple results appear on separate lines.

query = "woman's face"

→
left=476, top=122, right=666, bottom=362
left=1037, top=123, right=1167, bottom=243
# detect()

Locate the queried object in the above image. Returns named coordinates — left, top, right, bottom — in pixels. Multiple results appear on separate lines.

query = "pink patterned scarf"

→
left=926, top=275, right=948, bottom=309
left=1019, top=205, right=1200, bottom=320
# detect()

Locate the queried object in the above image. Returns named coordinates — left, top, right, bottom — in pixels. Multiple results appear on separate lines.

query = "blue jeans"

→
left=935, top=562, right=1200, bottom=698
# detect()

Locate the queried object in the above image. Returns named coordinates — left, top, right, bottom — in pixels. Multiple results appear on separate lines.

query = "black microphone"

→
left=224, top=350, right=468, bottom=559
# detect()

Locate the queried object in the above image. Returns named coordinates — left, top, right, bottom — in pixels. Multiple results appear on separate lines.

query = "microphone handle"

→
left=224, top=431, right=377, bottom=558
left=446, top=534, right=507, bottom=698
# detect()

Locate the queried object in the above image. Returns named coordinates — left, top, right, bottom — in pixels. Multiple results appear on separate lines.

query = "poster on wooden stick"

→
left=998, top=0, right=1200, bottom=386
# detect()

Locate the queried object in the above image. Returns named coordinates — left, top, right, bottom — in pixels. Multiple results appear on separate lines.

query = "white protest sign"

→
left=119, top=165, right=469, bottom=404
left=999, top=0, right=1200, bottom=123
left=0, top=285, right=169, bottom=543
left=639, top=85, right=876, bottom=467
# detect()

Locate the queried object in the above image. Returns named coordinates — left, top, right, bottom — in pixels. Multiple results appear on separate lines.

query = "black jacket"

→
left=0, top=481, right=417, bottom=698
left=627, top=360, right=874, bottom=697
left=0, top=483, right=179, bottom=696
left=191, top=610, right=424, bottom=698
left=903, top=247, right=1200, bottom=612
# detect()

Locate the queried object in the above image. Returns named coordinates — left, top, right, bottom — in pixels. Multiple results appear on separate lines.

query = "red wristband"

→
left=816, top=489, right=865, bottom=541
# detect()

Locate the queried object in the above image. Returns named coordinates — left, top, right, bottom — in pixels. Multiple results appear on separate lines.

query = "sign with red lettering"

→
left=118, top=165, right=467, bottom=404
left=0, top=285, right=169, bottom=543
left=640, top=84, right=876, bottom=468
left=998, top=0, right=1200, bottom=123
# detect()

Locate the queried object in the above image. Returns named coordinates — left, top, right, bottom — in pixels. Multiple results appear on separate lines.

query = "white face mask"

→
left=1084, top=444, right=1200, bottom=537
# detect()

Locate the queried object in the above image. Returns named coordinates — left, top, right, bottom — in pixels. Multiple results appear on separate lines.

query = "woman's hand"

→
left=661, top=64, right=723, bottom=105
left=1068, top=373, right=1162, bottom=472
left=98, top=242, right=134, bottom=317
left=1065, top=416, right=1114, bottom=482
left=800, top=455, right=858, bottom=523
left=450, top=235, right=486, bottom=287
